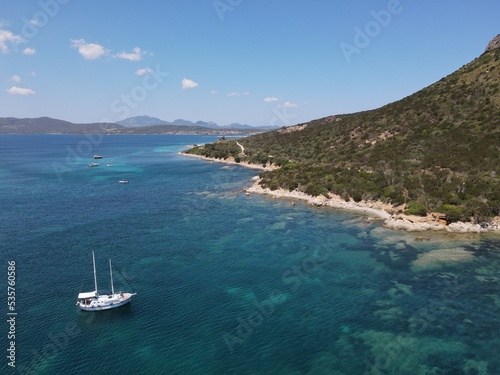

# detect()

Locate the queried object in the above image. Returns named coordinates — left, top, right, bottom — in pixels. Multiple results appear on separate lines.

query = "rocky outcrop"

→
left=277, top=123, right=308, bottom=134
left=384, top=216, right=445, bottom=232
left=485, top=34, right=500, bottom=52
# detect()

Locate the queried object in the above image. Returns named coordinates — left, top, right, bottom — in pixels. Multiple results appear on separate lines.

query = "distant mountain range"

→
left=0, top=116, right=272, bottom=134
left=116, top=115, right=170, bottom=127
left=116, top=115, right=270, bottom=130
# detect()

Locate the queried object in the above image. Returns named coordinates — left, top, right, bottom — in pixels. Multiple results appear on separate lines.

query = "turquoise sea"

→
left=0, top=134, right=499, bottom=375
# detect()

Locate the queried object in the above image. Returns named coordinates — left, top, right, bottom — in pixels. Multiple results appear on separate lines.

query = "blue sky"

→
left=1, top=0, right=499, bottom=126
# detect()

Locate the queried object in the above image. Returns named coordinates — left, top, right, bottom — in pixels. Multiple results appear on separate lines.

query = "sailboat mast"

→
left=109, top=259, right=115, bottom=295
left=92, top=251, right=98, bottom=294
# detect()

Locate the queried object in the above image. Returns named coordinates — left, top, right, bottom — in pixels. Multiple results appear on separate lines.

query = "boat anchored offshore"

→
left=76, top=251, right=136, bottom=311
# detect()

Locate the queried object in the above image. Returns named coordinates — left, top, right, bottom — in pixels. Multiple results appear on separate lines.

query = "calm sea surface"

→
left=0, top=134, right=499, bottom=375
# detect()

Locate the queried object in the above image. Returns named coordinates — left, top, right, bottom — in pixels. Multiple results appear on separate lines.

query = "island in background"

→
left=0, top=115, right=273, bottom=135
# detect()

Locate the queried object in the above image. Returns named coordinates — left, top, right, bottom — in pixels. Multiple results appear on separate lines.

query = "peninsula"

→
left=184, top=36, right=500, bottom=233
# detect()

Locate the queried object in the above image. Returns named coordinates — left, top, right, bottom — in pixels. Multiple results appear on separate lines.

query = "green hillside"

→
left=185, top=46, right=500, bottom=223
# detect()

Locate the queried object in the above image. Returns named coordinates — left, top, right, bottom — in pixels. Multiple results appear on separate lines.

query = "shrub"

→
left=439, top=204, right=465, bottom=223
left=305, top=183, right=329, bottom=197
left=405, top=201, right=428, bottom=216
left=465, top=198, right=493, bottom=223
left=352, top=191, right=363, bottom=202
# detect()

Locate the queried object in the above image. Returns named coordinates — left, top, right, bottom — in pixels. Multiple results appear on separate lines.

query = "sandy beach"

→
left=181, top=152, right=500, bottom=234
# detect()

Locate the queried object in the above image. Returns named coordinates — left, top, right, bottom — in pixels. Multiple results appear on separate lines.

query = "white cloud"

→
left=264, top=97, right=279, bottom=102
left=70, top=39, right=150, bottom=62
left=6, top=86, right=35, bottom=95
left=70, top=39, right=107, bottom=60
left=283, top=101, right=298, bottom=108
left=0, top=29, right=23, bottom=54
left=135, top=67, right=152, bottom=76
left=210, top=90, right=219, bottom=94
left=22, top=47, right=36, bottom=55
left=227, top=91, right=250, bottom=97
left=115, top=47, right=144, bottom=61
left=182, top=78, right=199, bottom=90
left=10, top=75, right=21, bottom=83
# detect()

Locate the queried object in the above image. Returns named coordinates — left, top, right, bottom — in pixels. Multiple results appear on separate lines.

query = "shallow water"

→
left=0, top=135, right=498, bottom=375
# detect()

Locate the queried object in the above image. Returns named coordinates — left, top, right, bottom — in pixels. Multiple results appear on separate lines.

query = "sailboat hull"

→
left=77, top=293, right=136, bottom=311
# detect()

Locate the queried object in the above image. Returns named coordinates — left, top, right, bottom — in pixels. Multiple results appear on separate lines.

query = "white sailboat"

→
left=76, top=251, right=136, bottom=311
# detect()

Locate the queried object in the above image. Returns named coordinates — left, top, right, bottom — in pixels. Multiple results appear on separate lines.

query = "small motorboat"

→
left=119, top=179, right=129, bottom=184
left=88, top=162, right=99, bottom=167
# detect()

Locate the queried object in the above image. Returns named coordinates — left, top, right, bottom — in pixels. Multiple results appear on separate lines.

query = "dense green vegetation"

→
left=185, top=48, right=500, bottom=223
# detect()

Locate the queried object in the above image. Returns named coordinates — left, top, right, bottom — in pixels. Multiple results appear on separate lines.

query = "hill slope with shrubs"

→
left=185, top=45, right=500, bottom=223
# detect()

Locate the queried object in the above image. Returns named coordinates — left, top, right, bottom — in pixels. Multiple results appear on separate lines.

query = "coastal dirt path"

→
left=236, top=142, right=245, bottom=156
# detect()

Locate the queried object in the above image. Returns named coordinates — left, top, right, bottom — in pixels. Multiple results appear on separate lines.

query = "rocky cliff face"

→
left=485, top=34, right=500, bottom=52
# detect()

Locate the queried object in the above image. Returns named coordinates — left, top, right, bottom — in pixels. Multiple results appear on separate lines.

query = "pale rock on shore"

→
left=246, top=178, right=391, bottom=219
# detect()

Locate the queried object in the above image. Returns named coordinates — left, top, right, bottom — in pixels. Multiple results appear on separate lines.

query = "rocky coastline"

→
left=182, top=152, right=500, bottom=234
left=246, top=178, right=500, bottom=234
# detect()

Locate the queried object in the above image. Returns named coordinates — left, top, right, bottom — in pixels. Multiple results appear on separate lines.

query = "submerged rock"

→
left=412, top=248, right=474, bottom=270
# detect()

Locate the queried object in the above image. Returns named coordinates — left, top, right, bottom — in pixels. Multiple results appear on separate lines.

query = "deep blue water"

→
left=0, top=134, right=499, bottom=375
